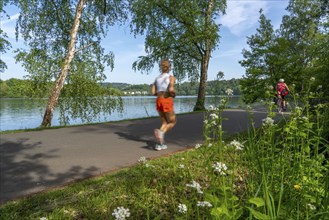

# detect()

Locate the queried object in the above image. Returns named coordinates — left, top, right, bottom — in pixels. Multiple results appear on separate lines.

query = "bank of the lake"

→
left=0, top=96, right=254, bottom=132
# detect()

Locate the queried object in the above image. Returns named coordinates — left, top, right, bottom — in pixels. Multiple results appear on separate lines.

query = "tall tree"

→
left=240, top=0, right=328, bottom=103
left=129, top=0, right=226, bottom=110
left=239, top=10, right=276, bottom=103
left=12, top=0, right=127, bottom=127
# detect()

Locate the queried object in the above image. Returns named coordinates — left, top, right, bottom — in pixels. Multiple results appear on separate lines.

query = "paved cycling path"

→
left=0, top=109, right=271, bottom=204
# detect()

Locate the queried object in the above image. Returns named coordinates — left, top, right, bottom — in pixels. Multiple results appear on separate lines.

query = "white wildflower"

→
left=112, top=207, right=131, bottom=220
left=213, top=162, right=228, bottom=175
left=246, top=105, right=252, bottom=110
left=318, top=85, right=322, bottom=89
left=197, top=201, right=213, bottom=208
left=186, top=180, right=203, bottom=194
left=138, top=156, right=147, bottom=164
left=301, top=116, right=308, bottom=121
left=229, top=140, right=244, bottom=150
left=178, top=203, right=187, bottom=214
left=262, top=117, right=274, bottom=126
left=195, top=144, right=202, bottom=149
left=208, top=143, right=213, bottom=147
left=179, top=164, right=185, bottom=169
left=225, top=88, right=234, bottom=96
left=208, top=105, right=214, bottom=110
left=307, top=203, right=316, bottom=210
left=40, top=218, right=48, bottom=220
left=268, top=85, right=274, bottom=90
left=310, top=77, right=315, bottom=81
left=210, top=113, right=218, bottom=120
left=203, top=119, right=208, bottom=124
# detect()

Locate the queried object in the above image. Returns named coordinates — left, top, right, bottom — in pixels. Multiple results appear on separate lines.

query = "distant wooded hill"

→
left=0, top=78, right=241, bottom=98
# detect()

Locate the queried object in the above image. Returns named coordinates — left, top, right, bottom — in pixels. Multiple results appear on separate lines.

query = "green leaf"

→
left=205, top=193, right=220, bottom=206
left=247, top=207, right=270, bottom=220
left=211, top=205, right=231, bottom=219
left=248, top=197, right=265, bottom=208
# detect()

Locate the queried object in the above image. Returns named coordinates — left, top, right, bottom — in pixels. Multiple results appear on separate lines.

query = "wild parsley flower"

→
left=262, top=117, right=274, bottom=126
left=186, top=180, right=203, bottom=194
left=178, top=203, right=187, bottom=214
left=213, top=162, right=228, bottom=175
left=197, top=201, right=212, bottom=207
left=112, top=207, right=131, bottom=220
left=229, top=140, right=244, bottom=150
left=138, top=156, right=147, bottom=164
left=225, top=88, right=234, bottom=96
left=307, top=203, right=316, bottom=210
left=195, top=144, right=202, bottom=149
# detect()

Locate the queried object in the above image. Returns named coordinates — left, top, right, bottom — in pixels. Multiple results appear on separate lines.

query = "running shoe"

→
left=154, top=144, right=167, bottom=151
left=154, top=144, right=163, bottom=151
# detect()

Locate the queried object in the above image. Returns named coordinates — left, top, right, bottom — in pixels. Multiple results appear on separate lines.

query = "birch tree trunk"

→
left=41, top=0, right=85, bottom=127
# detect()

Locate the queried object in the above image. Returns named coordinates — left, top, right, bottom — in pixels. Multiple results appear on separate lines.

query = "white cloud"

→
left=219, top=0, right=268, bottom=36
left=1, top=13, right=20, bottom=39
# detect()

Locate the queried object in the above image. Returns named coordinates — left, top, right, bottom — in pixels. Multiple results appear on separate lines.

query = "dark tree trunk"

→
left=193, top=0, right=213, bottom=111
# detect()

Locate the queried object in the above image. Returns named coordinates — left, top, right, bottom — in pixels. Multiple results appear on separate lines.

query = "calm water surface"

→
left=0, top=96, right=246, bottom=131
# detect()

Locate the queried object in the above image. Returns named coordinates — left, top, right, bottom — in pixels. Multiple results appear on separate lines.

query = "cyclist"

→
left=276, top=79, right=290, bottom=112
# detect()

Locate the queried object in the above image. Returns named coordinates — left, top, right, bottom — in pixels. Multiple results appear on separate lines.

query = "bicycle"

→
left=276, top=95, right=285, bottom=113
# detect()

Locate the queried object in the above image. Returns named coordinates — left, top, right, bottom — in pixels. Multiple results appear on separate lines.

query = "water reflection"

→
left=0, top=96, right=246, bottom=131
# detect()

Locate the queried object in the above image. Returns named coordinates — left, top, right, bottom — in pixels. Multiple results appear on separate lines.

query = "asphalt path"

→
left=0, top=109, right=269, bottom=204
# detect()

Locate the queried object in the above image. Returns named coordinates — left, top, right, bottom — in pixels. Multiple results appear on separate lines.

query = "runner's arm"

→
left=151, top=83, right=157, bottom=96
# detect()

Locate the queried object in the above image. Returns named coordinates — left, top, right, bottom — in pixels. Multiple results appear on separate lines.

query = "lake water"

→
left=0, top=96, right=247, bottom=131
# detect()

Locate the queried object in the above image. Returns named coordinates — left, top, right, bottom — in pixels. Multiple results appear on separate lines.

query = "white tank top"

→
left=155, top=73, right=170, bottom=92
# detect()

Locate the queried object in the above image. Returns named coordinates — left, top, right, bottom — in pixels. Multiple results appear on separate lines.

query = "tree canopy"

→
left=129, top=0, right=227, bottom=110
left=8, top=0, right=128, bottom=126
left=240, top=0, right=329, bottom=103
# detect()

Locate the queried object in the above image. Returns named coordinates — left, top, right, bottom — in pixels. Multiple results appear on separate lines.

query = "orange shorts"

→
left=156, top=97, right=174, bottom=112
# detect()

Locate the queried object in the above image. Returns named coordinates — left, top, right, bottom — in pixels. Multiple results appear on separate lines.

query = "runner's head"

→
left=160, top=59, right=171, bottom=73
left=279, top=78, right=284, bottom=83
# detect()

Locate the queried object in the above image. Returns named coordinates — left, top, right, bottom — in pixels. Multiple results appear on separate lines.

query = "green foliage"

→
left=0, top=78, right=33, bottom=98
left=0, top=0, right=11, bottom=72
left=129, top=0, right=227, bottom=110
left=240, top=0, right=329, bottom=103
left=0, top=78, right=242, bottom=98
left=7, top=0, right=128, bottom=125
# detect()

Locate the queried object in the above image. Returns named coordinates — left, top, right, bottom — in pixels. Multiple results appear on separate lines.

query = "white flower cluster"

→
left=225, top=88, right=234, bottom=96
left=178, top=203, right=187, bottom=213
left=307, top=203, right=316, bottom=210
left=179, top=164, right=185, bottom=169
left=112, top=207, right=131, bottom=220
left=262, top=117, right=274, bottom=126
left=186, top=180, right=203, bottom=194
left=138, top=156, right=147, bottom=164
left=40, top=218, right=48, bottom=220
left=195, top=143, right=202, bottom=149
left=229, top=140, right=244, bottom=150
left=197, top=201, right=212, bottom=207
left=213, top=162, right=228, bottom=175
left=210, top=113, right=219, bottom=120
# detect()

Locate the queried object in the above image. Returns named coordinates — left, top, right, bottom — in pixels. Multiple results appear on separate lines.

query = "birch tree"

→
left=12, top=0, right=127, bottom=127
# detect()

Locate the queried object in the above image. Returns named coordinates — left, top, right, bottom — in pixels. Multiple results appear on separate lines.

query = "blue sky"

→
left=1, top=0, right=289, bottom=84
